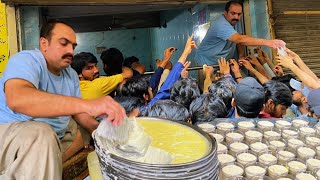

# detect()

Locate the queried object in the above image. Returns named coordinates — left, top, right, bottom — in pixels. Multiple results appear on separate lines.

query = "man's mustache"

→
left=232, top=19, right=239, bottom=22
left=62, top=54, right=73, bottom=60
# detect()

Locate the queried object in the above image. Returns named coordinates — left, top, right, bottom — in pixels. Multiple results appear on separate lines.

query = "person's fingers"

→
left=190, top=34, right=194, bottom=40
left=183, top=61, right=191, bottom=70
left=192, top=42, right=198, bottom=49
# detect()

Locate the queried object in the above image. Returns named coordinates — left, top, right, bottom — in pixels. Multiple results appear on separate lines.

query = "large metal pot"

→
left=93, top=117, right=219, bottom=180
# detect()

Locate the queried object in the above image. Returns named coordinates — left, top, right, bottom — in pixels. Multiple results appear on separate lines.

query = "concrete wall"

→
left=19, top=1, right=272, bottom=74
left=75, top=29, right=152, bottom=75
left=249, top=0, right=272, bottom=55
left=20, top=6, right=40, bottom=50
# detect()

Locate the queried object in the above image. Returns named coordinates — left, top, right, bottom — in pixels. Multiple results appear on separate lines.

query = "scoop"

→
left=96, top=116, right=134, bottom=144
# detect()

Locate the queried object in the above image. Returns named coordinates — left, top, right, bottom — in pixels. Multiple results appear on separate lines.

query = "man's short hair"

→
left=271, top=74, right=295, bottom=92
left=100, top=48, right=124, bottom=76
left=123, top=56, right=139, bottom=68
left=142, top=100, right=190, bottom=122
left=264, top=80, right=293, bottom=107
left=113, top=96, right=144, bottom=115
left=209, top=77, right=236, bottom=111
left=234, top=77, right=265, bottom=118
left=189, top=94, right=227, bottom=124
left=71, top=52, right=98, bottom=75
left=170, top=77, right=200, bottom=108
left=225, top=0, right=243, bottom=12
left=40, top=19, right=71, bottom=40
left=116, top=75, right=150, bottom=100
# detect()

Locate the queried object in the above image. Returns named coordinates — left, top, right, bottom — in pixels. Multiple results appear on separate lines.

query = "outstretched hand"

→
left=275, top=55, right=294, bottom=68
left=204, top=65, right=214, bottom=77
left=183, top=34, right=197, bottom=55
left=181, top=61, right=191, bottom=78
left=239, top=58, right=254, bottom=71
left=273, top=65, right=284, bottom=76
left=267, top=39, right=286, bottom=49
left=164, top=47, right=176, bottom=61
left=285, top=48, right=301, bottom=62
left=230, top=59, right=240, bottom=73
left=218, top=57, right=230, bottom=75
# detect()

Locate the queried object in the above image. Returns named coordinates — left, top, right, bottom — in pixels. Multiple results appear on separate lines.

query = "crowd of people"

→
left=0, top=0, right=320, bottom=179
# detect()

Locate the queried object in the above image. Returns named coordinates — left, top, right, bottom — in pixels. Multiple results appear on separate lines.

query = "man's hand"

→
left=121, top=67, right=133, bottom=79
left=218, top=57, right=230, bottom=75
left=230, top=59, right=240, bottom=74
left=266, top=39, right=286, bottom=49
left=273, top=65, right=284, bottom=76
left=181, top=61, right=191, bottom=78
left=285, top=48, right=302, bottom=62
left=87, top=96, right=126, bottom=126
left=183, top=34, right=197, bottom=55
left=204, top=65, right=214, bottom=78
left=239, top=59, right=254, bottom=71
left=164, top=47, right=176, bottom=61
left=275, top=55, right=295, bottom=69
left=246, top=55, right=260, bottom=66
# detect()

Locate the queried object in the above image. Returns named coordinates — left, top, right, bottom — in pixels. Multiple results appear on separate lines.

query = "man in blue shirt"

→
left=195, top=0, right=286, bottom=66
left=0, top=20, right=125, bottom=179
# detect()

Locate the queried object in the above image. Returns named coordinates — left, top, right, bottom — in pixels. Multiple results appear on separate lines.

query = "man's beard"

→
left=293, top=99, right=302, bottom=106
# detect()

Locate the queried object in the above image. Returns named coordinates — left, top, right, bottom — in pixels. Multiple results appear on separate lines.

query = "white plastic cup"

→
left=245, top=165, right=266, bottom=179
left=236, top=153, right=257, bottom=167
left=306, top=136, right=320, bottom=147
left=221, top=164, right=244, bottom=179
left=209, top=133, right=224, bottom=143
left=277, top=150, right=295, bottom=165
left=287, top=161, right=307, bottom=176
left=296, top=173, right=316, bottom=180
left=287, top=139, right=304, bottom=151
left=237, top=121, right=255, bottom=132
left=299, top=127, right=316, bottom=139
left=217, top=143, right=228, bottom=154
left=229, top=142, right=249, bottom=157
left=197, top=123, right=215, bottom=133
left=306, top=158, right=320, bottom=172
left=267, top=164, right=288, bottom=179
left=263, top=130, right=281, bottom=141
left=216, top=122, right=234, bottom=134
left=245, top=130, right=263, bottom=143
left=269, top=140, right=286, bottom=155
left=257, top=120, right=274, bottom=131
left=259, top=153, right=277, bottom=167
left=275, top=120, right=291, bottom=130
left=281, top=129, right=298, bottom=140
left=218, top=153, right=235, bottom=166
left=225, top=132, right=244, bottom=144
left=297, top=146, right=316, bottom=161
left=292, top=119, right=308, bottom=128
left=250, top=142, right=268, bottom=155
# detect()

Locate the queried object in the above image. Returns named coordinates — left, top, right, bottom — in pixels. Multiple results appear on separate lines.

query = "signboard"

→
left=0, top=2, right=8, bottom=77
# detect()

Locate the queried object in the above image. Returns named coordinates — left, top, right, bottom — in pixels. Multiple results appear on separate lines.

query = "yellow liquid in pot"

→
left=137, top=119, right=210, bottom=164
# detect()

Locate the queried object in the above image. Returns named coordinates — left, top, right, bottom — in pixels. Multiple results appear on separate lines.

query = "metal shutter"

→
left=271, top=0, right=320, bottom=77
